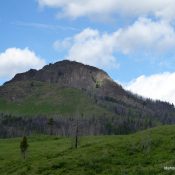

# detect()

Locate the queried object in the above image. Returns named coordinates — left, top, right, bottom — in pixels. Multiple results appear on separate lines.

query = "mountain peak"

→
left=5, top=60, right=113, bottom=90
left=1, top=60, right=175, bottom=138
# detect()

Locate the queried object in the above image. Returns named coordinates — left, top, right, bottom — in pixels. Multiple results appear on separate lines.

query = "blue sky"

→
left=1, top=0, right=175, bottom=104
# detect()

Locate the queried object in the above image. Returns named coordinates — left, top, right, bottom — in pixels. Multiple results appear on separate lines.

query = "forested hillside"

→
left=0, top=60, right=175, bottom=137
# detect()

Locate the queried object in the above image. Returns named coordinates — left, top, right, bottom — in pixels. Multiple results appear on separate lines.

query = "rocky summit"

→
left=5, top=60, right=125, bottom=97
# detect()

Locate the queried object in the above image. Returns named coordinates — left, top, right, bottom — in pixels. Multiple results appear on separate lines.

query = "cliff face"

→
left=6, top=60, right=108, bottom=86
left=4, top=60, right=125, bottom=98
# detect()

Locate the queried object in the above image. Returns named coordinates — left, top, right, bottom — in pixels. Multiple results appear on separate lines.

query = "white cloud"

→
left=54, top=18, right=175, bottom=68
left=114, top=18, right=175, bottom=54
left=13, top=21, right=77, bottom=31
left=54, top=28, right=119, bottom=68
left=38, top=0, right=175, bottom=21
left=0, top=48, right=46, bottom=80
left=125, top=72, right=175, bottom=104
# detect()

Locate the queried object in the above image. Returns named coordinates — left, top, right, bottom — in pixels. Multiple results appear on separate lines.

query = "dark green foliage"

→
left=48, top=118, right=54, bottom=135
left=30, top=82, right=34, bottom=87
left=48, top=118, right=54, bottom=126
left=20, top=136, right=29, bottom=159
left=95, top=80, right=102, bottom=88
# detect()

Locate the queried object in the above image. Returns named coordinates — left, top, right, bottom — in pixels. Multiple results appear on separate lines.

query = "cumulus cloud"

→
left=54, top=28, right=119, bottom=68
left=125, top=72, right=175, bottom=104
left=0, top=48, right=46, bottom=80
left=40, top=1, right=175, bottom=68
left=54, top=18, right=175, bottom=68
left=37, top=0, right=175, bottom=21
left=114, top=18, right=175, bottom=54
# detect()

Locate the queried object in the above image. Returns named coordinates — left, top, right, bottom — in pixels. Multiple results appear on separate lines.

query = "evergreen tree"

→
left=20, top=136, right=29, bottom=159
left=48, top=118, right=54, bottom=135
left=75, top=120, right=79, bottom=149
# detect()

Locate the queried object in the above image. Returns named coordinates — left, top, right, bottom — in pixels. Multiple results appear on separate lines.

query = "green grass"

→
left=0, top=81, right=112, bottom=117
left=1, top=125, right=175, bottom=175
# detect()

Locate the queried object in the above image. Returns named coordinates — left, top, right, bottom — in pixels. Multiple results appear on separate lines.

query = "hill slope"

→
left=0, top=125, right=175, bottom=175
left=0, top=60, right=175, bottom=137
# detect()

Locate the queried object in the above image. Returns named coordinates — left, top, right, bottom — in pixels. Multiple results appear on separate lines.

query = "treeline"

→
left=0, top=112, right=156, bottom=138
left=96, top=91, right=175, bottom=125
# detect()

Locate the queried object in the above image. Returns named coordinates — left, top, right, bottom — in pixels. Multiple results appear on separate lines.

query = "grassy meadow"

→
left=0, top=125, right=175, bottom=175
